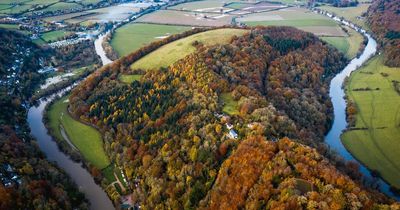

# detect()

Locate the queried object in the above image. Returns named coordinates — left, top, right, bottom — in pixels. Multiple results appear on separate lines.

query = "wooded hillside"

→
left=69, top=26, right=398, bottom=208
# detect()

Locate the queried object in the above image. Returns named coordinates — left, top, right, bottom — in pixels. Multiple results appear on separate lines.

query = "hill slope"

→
left=69, top=26, right=398, bottom=208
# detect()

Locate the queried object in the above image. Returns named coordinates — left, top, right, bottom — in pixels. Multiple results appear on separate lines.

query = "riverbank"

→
left=342, top=55, right=400, bottom=191
left=28, top=87, right=115, bottom=210
left=320, top=9, right=400, bottom=199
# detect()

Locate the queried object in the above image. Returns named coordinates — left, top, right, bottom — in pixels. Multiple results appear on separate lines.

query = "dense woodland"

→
left=314, top=0, right=359, bottom=7
left=367, top=0, right=400, bottom=67
left=53, top=40, right=101, bottom=70
left=0, top=30, right=88, bottom=209
left=69, top=26, right=398, bottom=208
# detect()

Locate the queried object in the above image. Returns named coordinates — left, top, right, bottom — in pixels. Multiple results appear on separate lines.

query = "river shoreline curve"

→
left=318, top=8, right=400, bottom=200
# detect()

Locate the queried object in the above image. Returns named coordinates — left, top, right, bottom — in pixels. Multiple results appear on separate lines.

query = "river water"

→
left=324, top=31, right=399, bottom=199
left=27, top=33, right=115, bottom=209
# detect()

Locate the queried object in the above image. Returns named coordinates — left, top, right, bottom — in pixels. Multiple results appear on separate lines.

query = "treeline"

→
left=315, top=0, right=359, bottom=7
left=53, top=40, right=101, bottom=70
left=68, top=26, right=396, bottom=208
left=367, top=0, right=400, bottom=67
left=0, top=30, right=88, bottom=209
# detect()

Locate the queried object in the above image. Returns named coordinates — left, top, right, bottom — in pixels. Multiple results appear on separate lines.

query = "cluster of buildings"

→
left=214, top=113, right=239, bottom=139
left=0, top=164, right=22, bottom=188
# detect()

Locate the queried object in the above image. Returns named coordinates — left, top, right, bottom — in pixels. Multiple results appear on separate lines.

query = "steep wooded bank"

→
left=0, top=30, right=88, bottom=209
left=367, top=0, right=400, bottom=67
left=69, top=26, right=397, bottom=208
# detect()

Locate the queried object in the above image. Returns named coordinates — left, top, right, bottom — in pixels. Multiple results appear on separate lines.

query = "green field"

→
left=321, top=36, right=349, bottom=54
left=221, top=93, right=239, bottom=115
left=131, top=28, right=248, bottom=71
left=238, top=7, right=363, bottom=58
left=41, top=30, right=70, bottom=42
left=119, top=74, right=142, bottom=84
left=321, top=26, right=363, bottom=58
left=273, top=0, right=306, bottom=5
left=111, top=23, right=191, bottom=57
left=170, top=0, right=235, bottom=10
left=38, top=2, right=82, bottom=12
left=0, top=24, right=20, bottom=30
left=342, top=55, right=400, bottom=189
left=225, top=2, right=252, bottom=9
left=238, top=7, right=338, bottom=26
left=318, top=4, right=370, bottom=30
left=47, top=95, right=110, bottom=169
left=0, top=0, right=59, bottom=14
left=238, top=8, right=344, bottom=37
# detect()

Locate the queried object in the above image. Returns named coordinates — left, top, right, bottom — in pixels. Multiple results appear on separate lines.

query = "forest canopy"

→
left=68, top=26, right=397, bottom=208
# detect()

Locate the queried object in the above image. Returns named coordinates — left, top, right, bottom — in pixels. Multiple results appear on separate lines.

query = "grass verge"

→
left=342, top=55, right=400, bottom=188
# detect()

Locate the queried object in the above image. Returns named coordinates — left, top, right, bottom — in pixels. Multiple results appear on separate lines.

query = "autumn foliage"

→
left=68, top=26, right=397, bottom=208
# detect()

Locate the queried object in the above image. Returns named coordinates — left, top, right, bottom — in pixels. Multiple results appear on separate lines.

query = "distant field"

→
left=119, top=74, right=142, bottom=84
left=318, top=4, right=370, bottom=30
left=225, top=2, right=253, bottom=9
left=170, top=0, right=236, bottom=10
left=342, top=55, right=400, bottom=189
left=41, top=30, right=70, bottom=42
left=136, top=10, right=234, bottom=27
left=0, top=23, right=32, bottom=35
left=321, top=26, right=363, bottom=58
left=237, top=7, right=365, bottom=58
left=272, top=0, right=306, bottom=5
left=237, top=7, right=345, bottom=36
left=0, top=23, right=20, bottom=30
left=111, top=23, right=191, bottom=57
left=37, top=2, right=82, bottom=12
left=48, top=95, right=110, bottom=169
left=221, top=93, right=239, bottom=115
left=130, top=28, right=247, bottom=71
left=239, top=8, right=338, bottom=27
left=321, top=36, right=349, bottom=55
left=0, top=4, right=32, bottom=14
left=42, top=3, right=143, bottom=24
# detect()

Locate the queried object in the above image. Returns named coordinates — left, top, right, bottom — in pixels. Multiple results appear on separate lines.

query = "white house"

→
left=228, top=129, right=238, bottom=139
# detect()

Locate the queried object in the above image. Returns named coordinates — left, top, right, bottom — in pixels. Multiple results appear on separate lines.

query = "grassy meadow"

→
left=221, top=93, right=239, bottom=115
left=41, top=30, right=70, bottom=42
left=238, top=7, right=363, bottom=58
left=238, top=8, right=338, bottom=27
left=342, top=55, right=400, bottom=189
left=318, top=4, right=370, bottom=29
left=119, top=74, right=142, bottom=84
left=47, top=95, right=110, bottom=169
left=130, top=28, right=248, bottom=71
left=170, top=0, right=235, bottom=10
left=321, top=26, right=363, bottom=58
left=111, top=23, right=191, bottom=57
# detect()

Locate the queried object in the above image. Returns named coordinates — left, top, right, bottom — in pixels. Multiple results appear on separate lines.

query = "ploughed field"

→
left=342, top=55, right=400, bottom=189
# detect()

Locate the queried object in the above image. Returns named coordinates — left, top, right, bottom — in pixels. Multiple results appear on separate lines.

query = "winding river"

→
left=27, top=34, right=115, bottom=210
left=324, top=16, right=400, bottom=200
left=25, top=9, right=398, bottom=210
